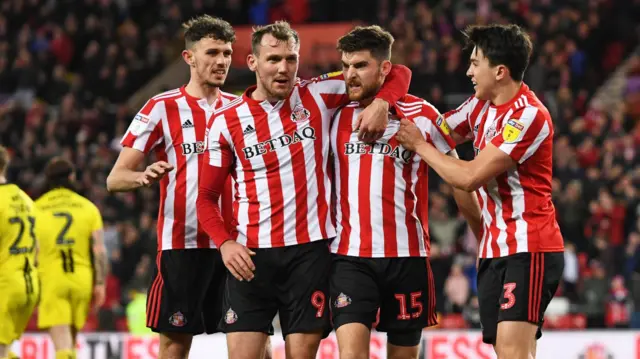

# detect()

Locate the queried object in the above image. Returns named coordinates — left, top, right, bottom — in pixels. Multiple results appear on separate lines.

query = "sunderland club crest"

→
left=291, top=104, right=311, bottom=123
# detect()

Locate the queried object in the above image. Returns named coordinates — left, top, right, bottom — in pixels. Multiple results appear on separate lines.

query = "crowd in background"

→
left=1, top=0, right=639, bottom=331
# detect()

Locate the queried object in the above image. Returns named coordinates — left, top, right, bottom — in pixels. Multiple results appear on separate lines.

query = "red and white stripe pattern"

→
left=528, top=252, right=545, bottom=323
left=205, top=75, right=351, bottom=248
left=121, top=86, right=237, bottom=250
left=329, top=95, right=455, bottom=258
left=445, top=83, right=564, bottom=259
left=146, top=251, right=163, bottom=327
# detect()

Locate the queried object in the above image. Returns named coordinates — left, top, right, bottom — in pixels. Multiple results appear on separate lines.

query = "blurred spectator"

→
left=563, top=243, right=580, bottom=303
left=583, top=260, right=609, bottom=328
left=606, top=276, right=632, bottom=328
left=444, top=260, right=470, bottom=314
left=1, top=0, right=639, bottom=332
left=462, top=296, right=481, bottom=329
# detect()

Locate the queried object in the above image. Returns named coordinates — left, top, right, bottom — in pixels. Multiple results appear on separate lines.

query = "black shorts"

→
left=146, top=248, right=226, bottom=335
left=477, top=252, right=564, bottom=345
left=330, top=255, right=437, bottom=339
left=219, top=240, right=332, bottom=339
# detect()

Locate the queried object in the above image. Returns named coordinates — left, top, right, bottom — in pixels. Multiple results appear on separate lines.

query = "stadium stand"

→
left=0, top=0, right=639, bottom=333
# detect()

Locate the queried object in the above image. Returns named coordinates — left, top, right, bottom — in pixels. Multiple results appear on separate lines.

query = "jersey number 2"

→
left=8, top=216, right=36, bottom=255
left=54, top=211, right=75, bottom=273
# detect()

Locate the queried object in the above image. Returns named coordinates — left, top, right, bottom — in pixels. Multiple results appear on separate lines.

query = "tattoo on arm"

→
left=92, top=230, right=108, bottom=285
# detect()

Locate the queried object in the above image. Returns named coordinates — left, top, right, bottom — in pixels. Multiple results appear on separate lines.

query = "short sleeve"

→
left=429, top=114, right=457, bottom=154
left=444, top=96, right=478, bottom=139
left=121, top=99, right=165, bottom=154
left=490, top=106, right=551, bottom=164
left=411, top=102, right=456, bottom=154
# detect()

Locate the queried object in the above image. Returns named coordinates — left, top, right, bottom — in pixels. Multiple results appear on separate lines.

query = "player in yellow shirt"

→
left=0, top=146, right=39, bottom=359
left=35, top=157, right=107, bottom=359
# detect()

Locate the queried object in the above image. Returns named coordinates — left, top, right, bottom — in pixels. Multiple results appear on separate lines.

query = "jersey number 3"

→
left=54, top=211, right=75, bottom=273
left=8, top=216, right=36, bottom=255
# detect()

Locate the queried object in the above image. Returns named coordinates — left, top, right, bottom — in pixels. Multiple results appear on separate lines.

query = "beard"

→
left=346, top=69, right=383, bottom=102
left=347, top=81, right=381, bottom=102
left=257, top=70, right=293, bottom=100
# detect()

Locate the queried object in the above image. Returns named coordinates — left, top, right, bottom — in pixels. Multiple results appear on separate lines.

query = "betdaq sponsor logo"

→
left=242, top=127, right=316, bottom=160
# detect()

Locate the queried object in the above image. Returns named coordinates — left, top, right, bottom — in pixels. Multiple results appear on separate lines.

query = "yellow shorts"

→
left=38, top=270, right=92, bottom=330
left=0, top=270, right=39, bottom=345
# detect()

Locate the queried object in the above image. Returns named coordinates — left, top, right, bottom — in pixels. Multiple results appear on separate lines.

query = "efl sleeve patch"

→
left=502, top=119, right=525, bottom=143
left=436, top=114, right=451, bottom=135
left=319, top=71, right=343, bottom=80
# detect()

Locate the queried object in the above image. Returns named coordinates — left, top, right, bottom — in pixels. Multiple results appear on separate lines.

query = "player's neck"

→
left=252, top=85, right=286, bottom=104
left=491, top=80, right=522, bottom=107
left=0, top=175, right=6, bottom=184
left=184, top=81, right=220, bottom=106
left=359, top=96, right=375, bottom=107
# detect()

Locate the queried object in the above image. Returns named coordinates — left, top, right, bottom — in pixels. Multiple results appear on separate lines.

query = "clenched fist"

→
left=395, top=119, right=426, bottom=151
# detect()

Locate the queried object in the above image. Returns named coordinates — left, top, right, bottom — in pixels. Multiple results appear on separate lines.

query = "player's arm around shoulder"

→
left=396, top=100, right=516, bottom=192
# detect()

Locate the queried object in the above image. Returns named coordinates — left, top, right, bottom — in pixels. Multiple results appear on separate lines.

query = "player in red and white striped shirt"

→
left=329, top=26, right=482, bottom=359
left=396, top=24, right=564, bottom=359
left=196, top=21, right=411, bottom=359
left=105, top=16, right=248, bottom=359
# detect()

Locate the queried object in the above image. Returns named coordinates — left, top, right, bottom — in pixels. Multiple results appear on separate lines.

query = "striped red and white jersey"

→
left=202, top=67, right=411, bottom=248
left=445, top=83, right=564, bottom=259
left=121, top=86, right=237, bottom=250
left=205, top=78, right=346, bottom=248
left=330, top=95, right=455, bottom=258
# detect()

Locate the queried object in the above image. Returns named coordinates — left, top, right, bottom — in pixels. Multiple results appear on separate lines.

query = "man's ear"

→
left=381, top=60, right=392, bottom=77
left=247, top=54, right=257, bottom=72
left=181, top=49, right=194, bottom=67
left=495, top=64, right=509, bottom=81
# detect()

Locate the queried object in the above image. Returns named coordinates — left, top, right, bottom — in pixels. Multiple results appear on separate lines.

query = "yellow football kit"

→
left=35, top=188, right=103, bottom=330
left=0, top=184, right=39, bottom=345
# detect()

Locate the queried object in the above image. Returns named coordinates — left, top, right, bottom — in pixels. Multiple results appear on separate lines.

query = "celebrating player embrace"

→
left=396, top=24, right=564, bottom=359
left=329, top=25, right=482, bottom=359
left=197, top=21, right=411, bottom=359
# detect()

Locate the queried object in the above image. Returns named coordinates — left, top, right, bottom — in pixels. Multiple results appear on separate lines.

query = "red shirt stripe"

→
left=330, top=94, right=455, bottom=258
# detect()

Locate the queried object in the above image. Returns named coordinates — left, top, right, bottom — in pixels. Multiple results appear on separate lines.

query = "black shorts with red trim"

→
left=219, top=240, right=332, bottom=339
left=146, top=248, right=226, bottom=335
left=329, top=255, right=438, bottom=339
left=477, top=251, right=564, bottom=345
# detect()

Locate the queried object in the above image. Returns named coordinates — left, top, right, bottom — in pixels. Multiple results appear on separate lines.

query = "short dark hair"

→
left=463, top=24, right=533, bottom=81
left=0, top=145, right=9, bottom=175
left=44, top=156, right=76, bottom=191
left=337, top=25, right=394, bottom=61
left=183, top=15, right=235, bottom=49
left=251, top=21, right=299, bottom=55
